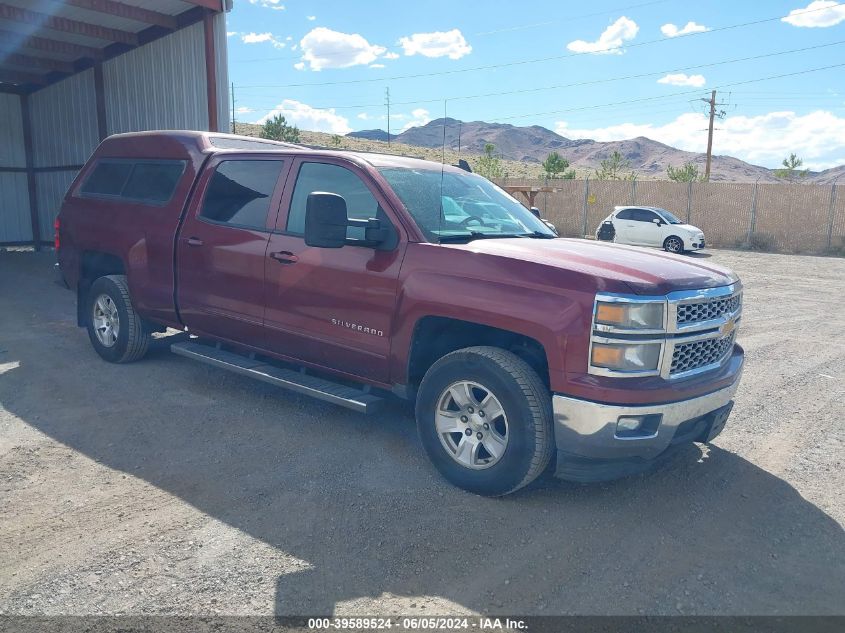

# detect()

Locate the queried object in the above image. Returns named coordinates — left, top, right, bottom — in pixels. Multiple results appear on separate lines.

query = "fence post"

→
left=828, top=178, right=840, bottom=250
left=686, top=181, right=692, bottom=223
left=582, top=177, right=590, bottom=238
left=747, top=179, right=759, bottom=244
left=631, top=178, right=637, bottom=205
left=544, top=175, right=549, bottom=217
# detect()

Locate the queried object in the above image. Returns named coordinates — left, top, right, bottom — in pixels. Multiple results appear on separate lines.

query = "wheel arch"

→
left=405, top=316, right=551, bottom=396
left=76, top=251, right=126, bottom=326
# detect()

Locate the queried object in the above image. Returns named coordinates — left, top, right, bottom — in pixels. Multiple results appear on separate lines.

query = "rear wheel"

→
left=86, top=275, right=150, bottom=363
left=416, top=346, right=554, bottom=496
left=663, top=235, right=685, bottom=253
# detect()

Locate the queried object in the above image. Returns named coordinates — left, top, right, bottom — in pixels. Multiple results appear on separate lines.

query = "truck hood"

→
left=447, top=238, right=737, bottom=295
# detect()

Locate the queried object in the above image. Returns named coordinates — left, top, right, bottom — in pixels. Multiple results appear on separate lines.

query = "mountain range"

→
left=348, top=118, right=843, bottom=184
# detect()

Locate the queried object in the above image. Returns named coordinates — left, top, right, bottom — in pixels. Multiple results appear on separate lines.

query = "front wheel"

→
left=415, top=346, right=554, bottom=496
left=663, top=235, right=685, bottom=253
left=86, top=275, right=150, bottom=363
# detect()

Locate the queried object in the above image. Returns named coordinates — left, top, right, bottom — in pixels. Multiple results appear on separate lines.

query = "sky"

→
left=225, top=0, right=845, bottom=170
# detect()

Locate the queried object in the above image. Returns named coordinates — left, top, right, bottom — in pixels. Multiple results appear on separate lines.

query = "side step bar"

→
left=171, top=341, right=384, bottom=414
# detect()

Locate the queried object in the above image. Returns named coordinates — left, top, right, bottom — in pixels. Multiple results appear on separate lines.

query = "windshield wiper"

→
left=517, top=231, right=556, bottom=239
left=439, top=231, right=557, bottom=243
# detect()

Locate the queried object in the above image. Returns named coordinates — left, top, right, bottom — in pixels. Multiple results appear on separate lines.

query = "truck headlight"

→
left=595, top=301, right=664, bottom=330
left=591, top=342, right=662, bottom=372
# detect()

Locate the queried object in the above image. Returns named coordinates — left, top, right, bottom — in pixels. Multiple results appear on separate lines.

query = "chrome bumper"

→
left=551, top=378, right=741, bottom=478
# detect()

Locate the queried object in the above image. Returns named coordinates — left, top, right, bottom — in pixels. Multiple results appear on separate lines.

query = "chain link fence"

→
left=497, top=178, right=845, bottom=255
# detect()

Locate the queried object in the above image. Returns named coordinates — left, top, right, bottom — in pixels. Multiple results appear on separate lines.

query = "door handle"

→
left=185, top=237, right=204, bottom=247
left=269, top=251, right=298, bottom=264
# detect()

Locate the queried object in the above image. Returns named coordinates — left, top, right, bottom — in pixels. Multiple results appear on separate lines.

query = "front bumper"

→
left=551, top=377, right=740, bottom=482
left=686, top=235, right=705, bottom=250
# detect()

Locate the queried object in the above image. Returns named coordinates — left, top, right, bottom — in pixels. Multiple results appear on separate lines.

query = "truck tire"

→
left=415, top=346, right=554, bottom=496
left=86, top=275, right=150, bottom=363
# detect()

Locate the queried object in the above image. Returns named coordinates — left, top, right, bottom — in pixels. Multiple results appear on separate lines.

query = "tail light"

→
left=54, top=217, right=60, bottom=250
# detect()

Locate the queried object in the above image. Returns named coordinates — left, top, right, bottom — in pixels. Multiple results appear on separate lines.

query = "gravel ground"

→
left=0, top=248, right=843, bottom=618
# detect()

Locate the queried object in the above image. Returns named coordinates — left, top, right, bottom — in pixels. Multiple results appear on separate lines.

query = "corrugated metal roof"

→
left=0, top=0, right=224, bottom=88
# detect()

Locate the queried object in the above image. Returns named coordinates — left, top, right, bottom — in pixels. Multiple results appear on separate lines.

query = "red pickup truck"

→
left=56, top=131, right=744, bottom=496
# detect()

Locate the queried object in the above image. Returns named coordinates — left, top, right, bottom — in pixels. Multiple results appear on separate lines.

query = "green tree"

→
left=475, top=143, right=504, bottom=180
left=666, top=162, right=703, bottom=182
left=773, top=153, right=808, bottom=182
left=331, top=134, right=342, bottom=147
left=541, top=151, right=575, bottom=179
left=259, top=114, right=301, bottom=143
left=594, top=150, right=630, bottom=180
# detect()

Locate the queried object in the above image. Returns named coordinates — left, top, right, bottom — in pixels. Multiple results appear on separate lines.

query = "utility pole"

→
left=385, top=87, right=390, bottom=146
left=231, top=82, right=236, bottom=134
left=457, top=120, right=461, bottom=154
left=700, top=89, right=727, bottom=182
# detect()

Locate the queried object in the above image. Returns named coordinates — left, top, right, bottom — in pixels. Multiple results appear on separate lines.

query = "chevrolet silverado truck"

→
left=56, top=131, right=744, bottom=497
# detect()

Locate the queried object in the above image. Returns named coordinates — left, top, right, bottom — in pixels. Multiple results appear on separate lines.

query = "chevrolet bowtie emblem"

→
left=721, top=319, right=736, bottom=337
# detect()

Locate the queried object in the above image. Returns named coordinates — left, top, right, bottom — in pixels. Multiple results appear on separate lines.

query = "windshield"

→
left=657, top=209, right=683, bottom=224
left=378, top=167, right=556, bottom=242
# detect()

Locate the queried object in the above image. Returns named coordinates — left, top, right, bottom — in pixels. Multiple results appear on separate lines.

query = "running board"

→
left=170, top=341, right=384, bottom=414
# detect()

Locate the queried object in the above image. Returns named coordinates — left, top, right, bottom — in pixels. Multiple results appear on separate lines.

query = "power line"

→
left=472, top=0, right=670, bottom=36
left=235, top=40, right=845, bottom=113
left=232, top=3, right=838, bottom=87
left=488, top=62, right=845, bottom=123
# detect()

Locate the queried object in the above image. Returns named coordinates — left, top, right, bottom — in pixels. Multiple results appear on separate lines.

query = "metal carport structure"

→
left=0, top=0, right=231, bottom=249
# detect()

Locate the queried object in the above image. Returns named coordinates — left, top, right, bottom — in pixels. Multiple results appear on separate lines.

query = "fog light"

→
left=615, top=414, right=662, bottom=439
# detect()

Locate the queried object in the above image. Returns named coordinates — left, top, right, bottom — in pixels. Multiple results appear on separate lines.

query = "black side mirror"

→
left=305, top=192, right=348, bottom=248
left=529, top=206, right=542, bottom=219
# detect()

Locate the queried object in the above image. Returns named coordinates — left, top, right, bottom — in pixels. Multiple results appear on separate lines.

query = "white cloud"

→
left=657, top=73, right=706, bottom=87
left=255, top=99, right=351, bottom=134
left=241, top=32, right=285, bottom=49
left=226, top=31, right=237, bottom=38
left=398, top=29, right=472, bottom=59
left=298, top=27, right=386, bottom=70
left=555, top=110, right=845, bottom=169
left=567, top=17, right=638, bottom=55
left=384, top=51, right=400, bottom=60
left=369, top=63, right=385, bottom=68
left=782, top=1, right=845, bottom=27
left=400, top=108, right=432, bottom=131
left=248, top=0, right=285, bottom=9
left=236, top=106, right=254, bottom=114
left=357, top=113, right=371, bottom=120
left=660, top=21, right=710, bottom=37
left=294, top=61, right=305, bottom=70
left=306, top=15, right=316, bottom=21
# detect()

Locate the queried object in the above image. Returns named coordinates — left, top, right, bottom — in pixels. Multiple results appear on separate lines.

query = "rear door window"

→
left=80, top=161, right=134, bottom=197
left=199, top=160, right=285, bottom=230
left=615, top=209, right=633, bottom=220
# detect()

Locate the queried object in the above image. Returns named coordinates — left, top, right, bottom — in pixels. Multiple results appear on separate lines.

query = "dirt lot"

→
left=1, top=248, right=843, bottom=617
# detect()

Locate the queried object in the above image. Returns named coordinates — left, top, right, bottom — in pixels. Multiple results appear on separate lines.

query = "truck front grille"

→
left=671, top=333, right=735, bottom=375
left=676, top=293, right=741, bottom=325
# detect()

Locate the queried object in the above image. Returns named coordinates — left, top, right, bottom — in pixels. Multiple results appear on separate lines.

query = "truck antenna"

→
left=439, top=99, right=447, bottom=239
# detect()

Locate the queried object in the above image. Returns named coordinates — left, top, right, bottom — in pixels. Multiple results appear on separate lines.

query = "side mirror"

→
left=305, top=192, right=348, bottom=248
left=542, top=219, right=559, bottom=235
left=529, top=206, right=542, bottom=219
left=652, top=218, right=663, bottom=226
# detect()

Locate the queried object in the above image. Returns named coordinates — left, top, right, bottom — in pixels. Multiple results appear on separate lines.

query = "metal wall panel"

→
left=104, top=21, right=209, bottom=134
left=0, top=93, right=25, bottom=168
left=213, top=11, right=230, bottom=133
left=0, top=172, right=31, bottom=243
left=35, top=170, right=77, bottom=242
left=29, top=69, right=99, bottom=168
